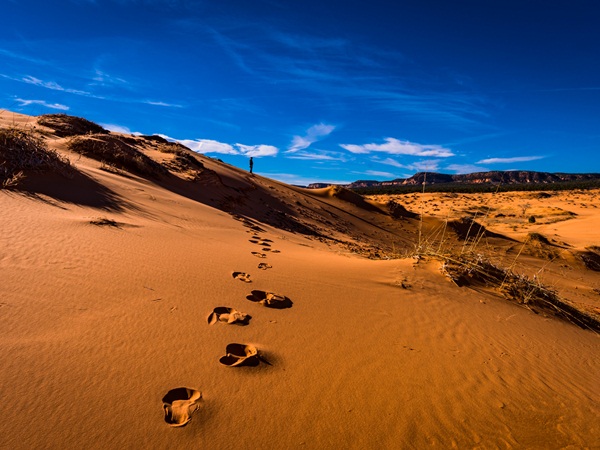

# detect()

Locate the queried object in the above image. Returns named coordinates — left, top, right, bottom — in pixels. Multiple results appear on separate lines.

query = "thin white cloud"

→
left=159, top=135, right=278, bottom=157
left=22, top=75, right=90, bottom=95
left=476, top=155, right=544, bottom=164
left=287, top=123, right=335, bottom=152
left=340, top=138, right=454, bottom=157
left=286, top=149, right=349, bottom=162
left=101, top=123, right=132, bottom=134
left=445, top=163, right=489, bottom=174
left=15, top=98, right=69, bottom=110
left=363, top=170, right=396, bottom=178
left=376, top=157, right=441, bottom=172
left=143, top=100, right=184, bottom=108
left=236, top=143, right=278, bottom=157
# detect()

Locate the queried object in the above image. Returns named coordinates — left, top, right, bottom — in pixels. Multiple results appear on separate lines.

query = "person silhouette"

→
left=249, top=157, right=254, bottom=174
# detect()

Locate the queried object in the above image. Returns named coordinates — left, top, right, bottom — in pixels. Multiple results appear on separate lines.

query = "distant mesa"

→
left=307, top=171, right=600, bottom=191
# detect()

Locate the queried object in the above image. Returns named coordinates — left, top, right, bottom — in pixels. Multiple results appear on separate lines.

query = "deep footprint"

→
left=232, top=272, right=252, bottom=283
left=162, top=387, right=202, bottom=427
left=258, top=263, right=272, bottom=270
left=251, top=252, right=267, bottom=258
left=246, top=290, right=293, bottom=309
left=208, top=307, right=252, bottom=325
left=219, top=343, right=269, bottom=367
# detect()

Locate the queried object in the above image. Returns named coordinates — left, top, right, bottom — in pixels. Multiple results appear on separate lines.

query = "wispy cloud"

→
left=101, top=123, right=133, bottom=134
left=0, top=48, right=48, bottom=65
left=362, top=170, right=396, bottom=178
left=477, top=155, right=544, bottom=164
left=205, top=26, right=486, bottom=126
left=236, top=143, right=278, bottom=157
left=341, top=138, right=454, bottom=157
left=159, top=135, right=278, bottom=157
left=91, top=69, right=129, bottom=87
left=143, top=100, right=184, bottom=108
left=445, top=163, right=489, bottom=174
left=286, top=149, right=349, bottom=161
left=22, top=75, right=91, bottom=95
left=15, top=98, right=69, bottom=110
left=287, top=123, right=335, bottom=152
left=261, top=172, right=352, bottom=186
left=376, top=157, right=441, bottom=172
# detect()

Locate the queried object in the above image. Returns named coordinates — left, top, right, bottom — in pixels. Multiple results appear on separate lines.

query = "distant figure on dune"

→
left=249, top=157, right=254, bottom=174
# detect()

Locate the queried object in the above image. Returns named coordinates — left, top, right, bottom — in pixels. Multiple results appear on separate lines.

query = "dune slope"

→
left=1, top=112, right=599, bottom=449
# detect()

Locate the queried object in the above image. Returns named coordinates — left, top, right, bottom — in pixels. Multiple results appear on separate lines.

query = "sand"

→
left=1, top=111, right=599, bottom=449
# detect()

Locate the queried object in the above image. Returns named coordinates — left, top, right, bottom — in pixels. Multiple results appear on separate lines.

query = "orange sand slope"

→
left=1, top=112, right=599, bottom=449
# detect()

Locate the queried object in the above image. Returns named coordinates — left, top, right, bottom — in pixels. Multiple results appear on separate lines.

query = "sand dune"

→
left=1, top=112, right=599, bottom=448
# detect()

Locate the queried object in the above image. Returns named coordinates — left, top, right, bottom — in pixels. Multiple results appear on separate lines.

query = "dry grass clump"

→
left=388, top=200, right=419, bottom=219
left=1, top=127, right=72, bottom=188
left=38, top=114, right=108, bottom=137
left=440, top=252, right=600, bottom=332
left=68, top=134, right=166, bottom=177
left=140, top=134, right=189, bottom=155
left=520, top=232, right=561, bottom=260
left=579, top=247, right=600, bottom=271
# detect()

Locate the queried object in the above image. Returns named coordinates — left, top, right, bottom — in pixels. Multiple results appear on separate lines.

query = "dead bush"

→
left=440, top=253, right=600, bottom=332
left=38, top=114, right=108, bottom=137
left=68, top=134, right=166, bottom=177
left=1, top=127, right=72, bottom=187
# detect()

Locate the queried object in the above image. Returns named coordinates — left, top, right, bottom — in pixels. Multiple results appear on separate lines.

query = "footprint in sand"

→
left=219, top=343, right=270, bottom=367
left=246, top=290, right=293, bottom=309
left=270, top=250, right=281, bottom=254
left=249, top=239, right=259, bottom=244
left=162, top=387, right=202, bottom=427
left=232, top=272, right=252, bottom=283
left=262, top=248, right=271, bottom=252
left=258, top=263, right=272, bottom=270
left=260, top=242, right=271, bottom=247
left=251, top=252, right=267, bottom=258
left=208, top=307, right=252, bottom=325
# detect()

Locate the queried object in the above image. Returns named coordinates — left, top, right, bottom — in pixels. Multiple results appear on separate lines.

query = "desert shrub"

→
left=0, top=127, right=71, bottom=187
left=38, top=114, right=108, bottom=137
left=528, top=232, right=551, bottom=245
left=528, top=215, right=536, bottom=223
left=440, top=253, right=600, bottom=332
left=68, top=134, right=166, bottom=177
left=141, top=134, right=169, bottom=144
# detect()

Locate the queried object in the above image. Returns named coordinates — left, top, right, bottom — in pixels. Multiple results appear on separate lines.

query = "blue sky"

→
left=2, top=0, right=599, bottom=184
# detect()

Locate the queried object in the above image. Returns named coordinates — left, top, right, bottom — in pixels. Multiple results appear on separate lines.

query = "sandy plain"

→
left=1, top=111, right=599, bottom=449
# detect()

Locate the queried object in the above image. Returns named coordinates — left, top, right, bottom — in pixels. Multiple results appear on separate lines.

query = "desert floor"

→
left=1, top=112, right=599, bottom=449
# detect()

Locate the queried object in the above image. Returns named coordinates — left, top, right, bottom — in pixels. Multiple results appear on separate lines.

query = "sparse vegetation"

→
left=68, top=134, right=166, bottom=177
left=90, top=217, right=120, bottom=228
left=0, top=127, right=72, bottom=188
left=405, top=183, right=600, bottom=333
left=439, top=252, right=599, bottom=332
left=37, top=114, right=108, bottom=137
